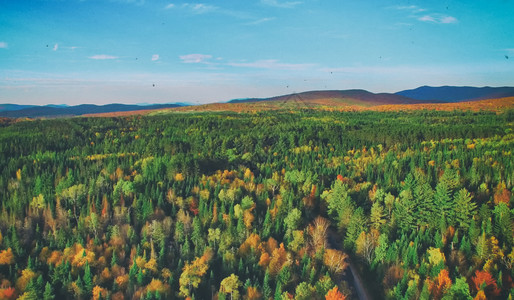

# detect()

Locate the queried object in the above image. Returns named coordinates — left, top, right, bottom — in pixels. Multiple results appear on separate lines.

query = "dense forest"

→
left=0, top=109, right=512, bottom=299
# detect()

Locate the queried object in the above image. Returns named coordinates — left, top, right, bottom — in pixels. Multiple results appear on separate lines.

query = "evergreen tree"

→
left=453, top=188, right=476, bottom=230
left=43, top=282, right=55, bottom=300
left=84, top=261, right=94, bottom=296
left=263, top=271, right=272, bottom=299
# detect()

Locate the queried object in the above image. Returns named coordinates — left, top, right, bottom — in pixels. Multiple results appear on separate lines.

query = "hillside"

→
left=396, top=86, right=514, bottom=102
left=229, top=89, right=427, bottom=107
left=165, top=94, right=514, bottom=114
left=372, top=97, right=514, bottom=112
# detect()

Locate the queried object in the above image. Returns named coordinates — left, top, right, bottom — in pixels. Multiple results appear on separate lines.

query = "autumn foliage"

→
left=429, top=269, right=452, bottom=300
left=0, top=287, right=16, bottom=300
left=1, top=104, right=513, bottom=300
left=323, top=249, right=348, bottom=275
left=471, top=270, right=500, bottom=297
left=0, top=249, right=14, bottom=265
left=325, top=286, right=346, bottom=300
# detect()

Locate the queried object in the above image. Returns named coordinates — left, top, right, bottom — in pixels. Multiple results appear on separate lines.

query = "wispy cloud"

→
left=391, top=5, right=457, bottom=25
left=178, top=54, right=313, bottom=70
left=227, top=59, right=314, bottom=70
left=392, top=5, right=426, bottom=13
left=53, top=44, right=58, bottom=51
left=418, top=14, right=457, bottom=24
left=164, top=3, right=175, bottom=9
left=151, top=54, right=160, bottom=61
left=245, top=17, right=275, bottom=25
left=182, top=3, right=218, bottom=14
left=89, top=54, right=118, bottom=60
left=0, top=42, right=7, bottom=49
left=180, top=54, right=213, bottom=63
left=261, top=0, right=302, bottom=8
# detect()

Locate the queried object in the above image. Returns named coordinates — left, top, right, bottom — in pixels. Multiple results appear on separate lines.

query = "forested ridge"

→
left=0, top=109, right=512, bottom=299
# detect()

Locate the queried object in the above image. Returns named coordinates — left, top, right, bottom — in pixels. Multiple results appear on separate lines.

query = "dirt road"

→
left=327, top=229, right=373, bottom=300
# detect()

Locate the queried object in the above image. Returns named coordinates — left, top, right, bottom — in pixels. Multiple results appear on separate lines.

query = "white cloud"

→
left=180, top=54, right=213, bottom=63
left=89, top=54, right=118, bottom=60
left=182, top=3, right=217, bottom=14
left=418, top=14, right=457, bottom=24
left=391, top=5, right=456, bottom=24
left=261, top=0, right=302, bottom=8
left=418, top=15, right=435, bottom=22
left=440, top=16, right=458, bottom=24
left=227, top=59, right=314, bottom=70
left=165, top=3, right=174, bottom=9
left=245, top=17, right=275, bottom=25
left=151, top=54, right=160, bottom=61
left=53, top=44, right=58, bottom=51
left=0, top=42, right=7, bottom=49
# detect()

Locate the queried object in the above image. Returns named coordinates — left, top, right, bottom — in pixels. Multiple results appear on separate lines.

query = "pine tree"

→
left=394, top=189, right=416, bottom=232
left=43, top=282, right=55, bottom=300
left=274, top=281, right=282, bottom=300
left=263, top=271, right=272, bottom=299
left=493, top=202, right=513, bottom=247
left=344, top=208, right=366, bottom=250
left=84, top=261, right=93, bottom=295
left=453, top=188, right=476, bottom=230
left=262, top=210, right=272, bottom=239
left=414, top=180, right=435, bottom=227
left=460, top=235, right=471, bottom=257
left=433, top=181, right=452, bottom=227
left=111, top=251, right=117, bottom=267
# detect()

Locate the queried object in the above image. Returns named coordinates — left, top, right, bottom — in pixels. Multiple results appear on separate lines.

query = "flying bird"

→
left=505, top=55, right=509, bottom=59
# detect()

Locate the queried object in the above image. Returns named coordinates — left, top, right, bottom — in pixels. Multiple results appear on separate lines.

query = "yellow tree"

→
left=178, top=249, right=212, bottom=298
left=0, top=248, right=14, bottom=265
left=220, top=274, right=241, bottom=300
left=323, top=249, right=348, bottom=275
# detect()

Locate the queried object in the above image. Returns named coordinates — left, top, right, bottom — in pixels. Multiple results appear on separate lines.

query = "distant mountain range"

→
left=395, top=86, right=514, bottom=102
left=2, top=86, right=513, bottom=118
left=0, top=103, right=182, bottom=118
left=229, top=89, right=431, bottom=107
left=0, top=104, right=68, bottom=112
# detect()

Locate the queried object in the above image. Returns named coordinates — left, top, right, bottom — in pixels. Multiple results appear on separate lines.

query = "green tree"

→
left=83, top=261, right=93, bottom=296
left=453, top=188, right=476, bottom=230
left=321, top=181, right=354, bottom=229
left=284, top=208, right=301, bottom=240
left=43, top=282, right=55, bottom=300
left=394, top=189, right=415, bottom=231
left=370, top=201, right=386, bottom=230
left=493, top=202, right=513, bottom=247
left=345, top=207, right=366, bottom=250
left=442, top=277, right=472, bottom=300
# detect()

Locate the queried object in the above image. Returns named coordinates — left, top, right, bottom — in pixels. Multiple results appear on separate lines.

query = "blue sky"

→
left=1, top=0, right=513, bottom=105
